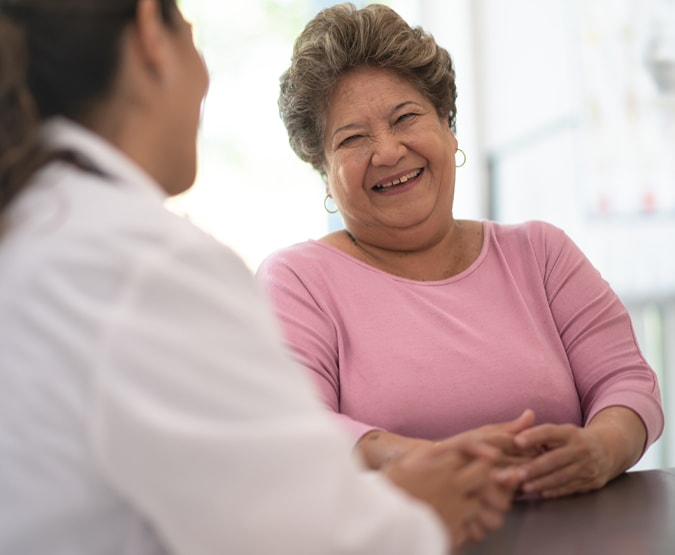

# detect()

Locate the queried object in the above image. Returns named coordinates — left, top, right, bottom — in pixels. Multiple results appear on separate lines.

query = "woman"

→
left=258, top=2, right=664, bottom=500
left=0, top=1, right=520, bottom=553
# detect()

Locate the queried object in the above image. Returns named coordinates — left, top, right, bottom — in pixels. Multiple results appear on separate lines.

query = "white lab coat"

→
left=0, top=118, right=448, bottom=555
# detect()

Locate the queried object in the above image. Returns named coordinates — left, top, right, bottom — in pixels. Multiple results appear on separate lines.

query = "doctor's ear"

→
left=131, top=0, right=172, bottom=82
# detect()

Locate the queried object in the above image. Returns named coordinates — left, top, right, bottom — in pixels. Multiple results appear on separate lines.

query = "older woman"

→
left=258, top=2, right=664, bottom=500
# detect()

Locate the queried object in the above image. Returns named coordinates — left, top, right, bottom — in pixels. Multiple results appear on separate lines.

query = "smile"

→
left=372, top=169, right=423, bottom=191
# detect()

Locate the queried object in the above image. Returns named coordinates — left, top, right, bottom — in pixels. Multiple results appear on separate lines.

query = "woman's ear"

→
left=132, top=0, right=170, bottom=82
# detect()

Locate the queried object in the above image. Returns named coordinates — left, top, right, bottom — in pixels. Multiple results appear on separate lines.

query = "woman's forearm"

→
left=586, top=406, right=647, bottom=479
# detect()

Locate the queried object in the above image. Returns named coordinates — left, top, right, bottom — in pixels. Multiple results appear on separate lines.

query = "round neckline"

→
left=311, top=220, right=492, bottom=285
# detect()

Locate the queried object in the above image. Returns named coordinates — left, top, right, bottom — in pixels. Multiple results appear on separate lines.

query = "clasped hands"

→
left=436, top=408, right=618, bottom=501
left=381, top=407, right=637, bottom=549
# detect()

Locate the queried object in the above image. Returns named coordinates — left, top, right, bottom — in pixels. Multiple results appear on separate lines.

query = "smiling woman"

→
left=320, top=65, right=470, bottom=275
left=256, top=1, right=664, bottom=502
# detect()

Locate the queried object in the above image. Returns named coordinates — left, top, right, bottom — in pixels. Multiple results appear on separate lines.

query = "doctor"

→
left=0, top=1, right=522, bottom=554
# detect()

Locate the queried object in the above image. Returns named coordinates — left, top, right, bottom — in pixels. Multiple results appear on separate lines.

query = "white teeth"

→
left=376, top=169, right=421, bottom=190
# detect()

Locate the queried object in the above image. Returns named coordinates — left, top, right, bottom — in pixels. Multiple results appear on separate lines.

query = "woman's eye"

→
left=395, top=112, right=417, bottom=124
left=338, top=135, right=363, bottom=147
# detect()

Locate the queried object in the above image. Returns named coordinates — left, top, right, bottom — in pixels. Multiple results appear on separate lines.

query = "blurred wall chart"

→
left=579, top=0, right=675, bottom=219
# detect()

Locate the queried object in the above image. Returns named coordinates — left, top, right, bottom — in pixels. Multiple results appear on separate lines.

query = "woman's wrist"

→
left=356, top=429, right=431, bottom=470
left=586, top=406, right=647, bottom=479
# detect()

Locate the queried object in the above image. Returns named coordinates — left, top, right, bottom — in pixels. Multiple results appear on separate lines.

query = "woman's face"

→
left=323, top=66, right=458, bottom=247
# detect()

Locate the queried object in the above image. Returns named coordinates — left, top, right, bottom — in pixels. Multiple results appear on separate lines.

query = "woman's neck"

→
left=326, top=220, right=484, bottom=281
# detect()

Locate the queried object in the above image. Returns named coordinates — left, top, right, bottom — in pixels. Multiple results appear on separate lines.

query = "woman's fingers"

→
left=515, top=424, right=611, bottom=498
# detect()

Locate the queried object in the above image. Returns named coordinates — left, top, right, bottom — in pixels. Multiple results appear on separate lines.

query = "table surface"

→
left=460, top=468, right=675, bottom=555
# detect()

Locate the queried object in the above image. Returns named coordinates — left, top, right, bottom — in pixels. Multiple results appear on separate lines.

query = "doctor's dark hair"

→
left=278, top=2, right=457, bottom=176
left=0, top=0, right=177, bottom=215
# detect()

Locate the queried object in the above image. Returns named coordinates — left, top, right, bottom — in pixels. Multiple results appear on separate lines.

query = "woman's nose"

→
left=370, top=132, right=406, bottom=166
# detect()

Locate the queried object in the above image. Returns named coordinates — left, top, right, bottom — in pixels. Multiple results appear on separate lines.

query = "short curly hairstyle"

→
left=278, top=2, right=457, bottom=176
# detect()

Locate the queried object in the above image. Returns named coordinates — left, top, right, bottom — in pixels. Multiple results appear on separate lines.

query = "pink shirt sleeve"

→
left=527, top=222, right=664, bottom=446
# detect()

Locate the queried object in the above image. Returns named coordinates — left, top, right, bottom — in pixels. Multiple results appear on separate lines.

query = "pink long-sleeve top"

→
left=256, top=220, right=664, bottom=449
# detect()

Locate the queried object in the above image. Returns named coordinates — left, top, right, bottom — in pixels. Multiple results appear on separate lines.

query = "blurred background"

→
left=175, top=0, right=675, bottom=469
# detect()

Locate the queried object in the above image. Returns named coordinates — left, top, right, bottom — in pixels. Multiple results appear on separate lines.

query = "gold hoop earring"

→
left=324, top=194, right=339, bottom=214
left=455, top=148, right=466, bottom=168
